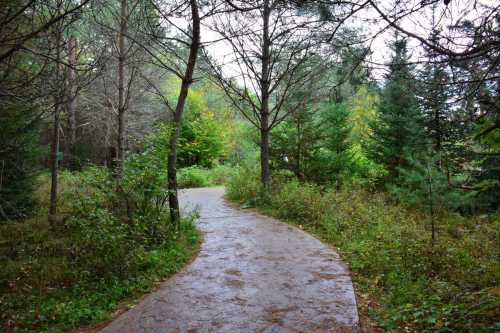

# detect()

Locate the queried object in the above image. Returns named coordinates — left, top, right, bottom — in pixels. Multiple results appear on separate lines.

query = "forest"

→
left=0, top=0, right=498, bottom=332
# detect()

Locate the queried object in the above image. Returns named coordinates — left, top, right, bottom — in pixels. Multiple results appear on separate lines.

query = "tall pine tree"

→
left=368, top=37, right=426, bottom=180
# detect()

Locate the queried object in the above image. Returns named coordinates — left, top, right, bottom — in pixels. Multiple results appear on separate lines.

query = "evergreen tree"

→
left=416, top=30, right=467, bottom=181
left=0, top=37, right=43, bottom=220
left=368, top=37, right=426, bottom=180
left=389, top=149, right=470, bottom=243
left=315, top=102, right=353, bottom=185
left=0, top=95, right=42, bottom=220
left=418, top=42, right=450, bottom=155
left=269, top=105, right=322, bottom=180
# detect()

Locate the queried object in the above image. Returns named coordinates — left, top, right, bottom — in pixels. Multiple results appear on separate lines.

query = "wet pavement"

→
left=100, top=187, right=359, bottom=333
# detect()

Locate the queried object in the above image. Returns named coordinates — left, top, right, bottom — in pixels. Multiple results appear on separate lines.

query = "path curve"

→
left=101, top=187, right=359, bottom=333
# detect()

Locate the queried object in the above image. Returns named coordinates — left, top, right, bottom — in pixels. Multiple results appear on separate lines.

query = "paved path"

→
left=101, top=187, right=359, bottom=333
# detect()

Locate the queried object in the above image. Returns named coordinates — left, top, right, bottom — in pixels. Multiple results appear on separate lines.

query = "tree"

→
left=368, top=37, right=426, bottom=180
left=0, top=0, right=90, bottom=64
left=209, top=0, right=324, bottom=188
left=317, top=102, right=353, bottom=185
left=65, top=34, right=78, bottom=168
left=116, top=0, right=129, bottom=175
left=48, top=2, right=65, bottom=220
left=0, top=0, right=96, bottom=221
left=269, top=100, right=353, bottom=185
left=389, top=150, right=469, bottom=244
left=269, top=101, right=321, bottom=181
left=0, top=91, right=42, bottom=220
left=133, top=0, right=202, bottom=227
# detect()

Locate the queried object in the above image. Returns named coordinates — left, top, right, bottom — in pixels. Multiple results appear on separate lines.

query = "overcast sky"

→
left=171, top=0, right=495, bottom=85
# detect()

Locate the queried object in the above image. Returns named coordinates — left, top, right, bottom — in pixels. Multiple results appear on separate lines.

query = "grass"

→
left=0, top=171, right=201, bottom=333
left=226, top=169, right=500, bottom=332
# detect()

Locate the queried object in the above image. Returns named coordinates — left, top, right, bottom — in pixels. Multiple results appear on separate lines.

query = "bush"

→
left=0, top=126, right=202, bottom=332
left=0, top=213, right=199, bottom=332
left=270, top=180, right=325, bottom=224
left=177, top=164, right=235, bottom=189
left=225, top=162, right=261, bottom=206
left=209, top=163, right=235, bottom=185
left=121, top=124, right=171, bottom=231
left=178, top=166, right=212, bottom=188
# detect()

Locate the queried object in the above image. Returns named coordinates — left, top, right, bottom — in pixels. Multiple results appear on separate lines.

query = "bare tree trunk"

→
left=259, top=0, right=271, bottom=189
left=426, top=162, right=435, bottom=246
left=296, top=119, right=302, bottom=180
left=260, top=125, right=270, bottom=187
left=117, top=0, right=128, bottom=175
left=49, top=22, right=63, bottom=221
left=66, top=36, right=77, bottom=168
left=104, top=99, right=113, bottom=167
left=167, top=0, right=200, bottom=229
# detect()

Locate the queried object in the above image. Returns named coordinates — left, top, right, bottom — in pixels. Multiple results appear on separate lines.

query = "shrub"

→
left=225, top=162, right=261, bottom=205
left=0, top=164, right=200, bottom=332
left=271, top=180, right=325, bottom=224
left=177, top=166, right=212, bottom=188
left=209, top=163, right=235, bottom=185
left=121, top=124, right=170, bottom=229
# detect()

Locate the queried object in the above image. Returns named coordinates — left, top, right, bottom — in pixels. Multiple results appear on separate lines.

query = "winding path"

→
left=101, top=187, right=359, bottom=333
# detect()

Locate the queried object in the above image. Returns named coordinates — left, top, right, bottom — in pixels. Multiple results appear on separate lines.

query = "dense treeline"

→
left=0, top=0, right=498, bottom=332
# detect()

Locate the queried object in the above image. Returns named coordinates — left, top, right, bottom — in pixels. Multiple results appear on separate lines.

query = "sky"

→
left=172, top=0, right=495, bottom=85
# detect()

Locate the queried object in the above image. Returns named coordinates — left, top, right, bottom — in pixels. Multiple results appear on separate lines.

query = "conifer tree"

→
left=368, top=37, right=426, bottom=180
left=416, top=30, right=461, bottom=178
left=317, top=102, right=353, bottom=185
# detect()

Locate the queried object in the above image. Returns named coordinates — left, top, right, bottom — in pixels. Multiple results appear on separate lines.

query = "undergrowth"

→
left=226, top=165, right=500, bottom=332
left=0, top=169, right=200, bottom=332
left=177, top=164, right=234, bottom=188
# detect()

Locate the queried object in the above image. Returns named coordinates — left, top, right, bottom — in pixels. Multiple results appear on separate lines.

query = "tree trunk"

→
left=104, top=98, right=113, bottom=167
left=49, top=22, right=63, bottom=221
left=49, top=101, right=61, bottom=219
left=66, top=36, right=77, bottom=168
left=117, top=0, right=128, bottom=175
left=167, top=0, right=200, bottom=229
left=296, top=118, right=302, bottom=180
left=426, top=163, right=435, bottom=246
left=259, top=0, right=271, bottom=189
left=260, top=126, right=270, bottom=187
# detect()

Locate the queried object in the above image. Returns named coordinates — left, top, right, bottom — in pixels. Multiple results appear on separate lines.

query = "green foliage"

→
left=390, top=151, right=471, bottom=212
left=316, top=102, right=353, bottom=184
left=225, top=170, right=499, bottom=332
left=0, top=213, right=199, bottom=332
left=0, top=129, right=201, bottom=332
left=178, top=93, right=227, bottom=168
left=208, top=163, right=236, bottom=185
left=122, top=124, right=171, bottom=234
left=178, top=166, right=213, bottom=188
left=368, top=38, right=426, bottom=180
left=269, top=105, right=322, bottom=180
left=225, top=157, right=261, bottom=206
left=0, top=101, right=42, bottom=220
left=346, top=86, right=386, bottom=181
left=269, top=102, right=354, bottom=185
left=471, top=119, right=500, bottom=211
left=226, top=122, right=259, bottom=165
left=162, top=78, right=235, bottom=168
left=177, top=164, right=235, bottom=189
